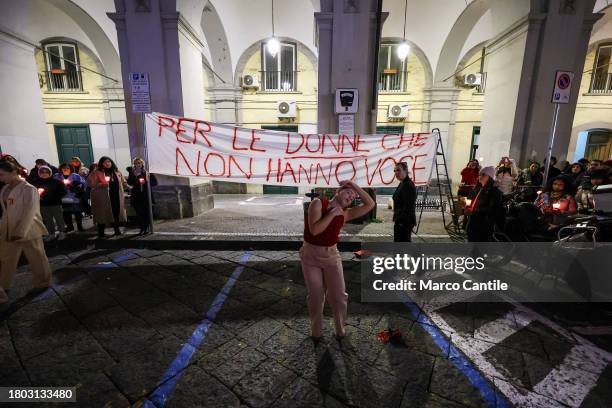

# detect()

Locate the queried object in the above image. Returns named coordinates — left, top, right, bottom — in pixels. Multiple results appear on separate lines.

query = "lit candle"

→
left=138, top=178, right=145, bottom=185
left=552, top=202, right=561, bottom=210
left=63, top=179, right=70, bottom=186
left=465, top=199, right=472, bottom=206
left=105, top=176, right=110, bottom=183
left=537, top=190, right=543, bottom=195
left=37, top=188, right=45, bottom=196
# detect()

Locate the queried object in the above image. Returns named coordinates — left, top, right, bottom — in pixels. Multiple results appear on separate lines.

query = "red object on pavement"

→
left=354, top=249, right=372, bottom=259
left=376, top=328, right=402, bottom=343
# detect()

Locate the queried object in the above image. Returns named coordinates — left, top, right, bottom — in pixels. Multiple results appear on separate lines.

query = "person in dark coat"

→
left=566, top=162, right=586, bottom=189
left=392, top=162, right=417, bottom=242
left=465, top=166, right=504, bottom=242
left=54, top=163, right=87, bottom=232
left=32, top=166, right=66, bottom=239
left=127, top=158, right=157, bottom=235
left=27, top=159, right=58, bottom=184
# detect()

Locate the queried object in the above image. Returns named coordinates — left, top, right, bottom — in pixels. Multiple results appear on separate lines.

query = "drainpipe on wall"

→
left=370, top=0, right=383, bottom=134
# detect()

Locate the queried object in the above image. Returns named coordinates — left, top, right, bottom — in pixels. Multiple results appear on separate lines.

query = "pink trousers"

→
left=299, top=241, right=348, bottom=336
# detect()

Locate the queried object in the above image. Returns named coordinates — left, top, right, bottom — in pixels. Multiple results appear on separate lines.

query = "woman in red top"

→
left=301, top=180, right=375, bottom=340
left=458, top=159, right=480, bottom=197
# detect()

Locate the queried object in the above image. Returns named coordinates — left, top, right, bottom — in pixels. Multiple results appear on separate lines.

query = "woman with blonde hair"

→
left=300, top=180, right=375, bottom=340
left=127, top=158, right=157, bottom=235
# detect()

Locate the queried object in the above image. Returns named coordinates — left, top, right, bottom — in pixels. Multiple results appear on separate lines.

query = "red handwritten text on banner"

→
left=145, top=112, right=437, bottom=187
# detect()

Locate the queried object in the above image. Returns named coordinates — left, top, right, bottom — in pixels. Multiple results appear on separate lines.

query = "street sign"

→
left=551, top=70, right=574, bottom=104
left=338, top=114, right=355, bottom=135
left=130, top=72, right=151, bottom=113
left=335, top=88, right=358, bottom=114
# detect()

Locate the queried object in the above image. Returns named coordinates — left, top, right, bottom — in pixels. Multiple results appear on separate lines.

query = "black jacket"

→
left=393, top=178, right=417, bottom=226
left=127, top=170, right=158, bottom=203
left=466, top=181, right=504, bottom=242
left=33, top=177, right=66, bottom=207
left=27, top=165, right=59, bottom=184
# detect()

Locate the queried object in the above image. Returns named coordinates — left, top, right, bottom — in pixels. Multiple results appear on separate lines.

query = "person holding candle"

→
left=127, top=158, right=157, bottom=235
left=0, top=160, right=52, bottom=308
left=32, top=166, right=66, bottom=240
left=69, top=157, right=84, bottom=174
left=300, top=180, right=375, bottom=340
left=87, top=156, right=128, bottom=238
left=54, top=163, right=86, bottom=232
left=465, top=166, right=504, bottom=242
left=27, top=159, right=58, bottom=185
left=534, top=175, right=577, bottom=233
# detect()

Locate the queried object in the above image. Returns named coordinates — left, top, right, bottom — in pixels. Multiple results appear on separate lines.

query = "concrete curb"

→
left=44, top=234, right=362, bottom=252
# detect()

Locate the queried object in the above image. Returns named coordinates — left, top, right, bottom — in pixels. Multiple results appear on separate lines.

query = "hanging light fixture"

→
left=266, top=0, right=280, bottom=57
left=397, top=0, right=410, bottom=61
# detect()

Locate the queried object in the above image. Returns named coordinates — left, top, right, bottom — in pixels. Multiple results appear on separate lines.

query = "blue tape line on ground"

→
left=143, top=252, right=252, bottom=408
left=402, top=298, right=509, bottom=408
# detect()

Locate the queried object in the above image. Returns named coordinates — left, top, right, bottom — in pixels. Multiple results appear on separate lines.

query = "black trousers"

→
left=394, top=222, right=414, bottom=242
left=63, top=212, right=83, bottom=231
left=132, top=197, right=151, bottom=231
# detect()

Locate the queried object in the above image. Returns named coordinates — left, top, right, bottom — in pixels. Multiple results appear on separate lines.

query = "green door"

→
left=54, top=125, right=94, bottom=167
left=375, top=126, right=405, bottom=195
left=261, top=125, right=299, bottom=194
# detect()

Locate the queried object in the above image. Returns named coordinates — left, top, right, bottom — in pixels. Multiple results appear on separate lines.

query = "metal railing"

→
left=43, top=70, right=82, bottom=92
left=590, top=72, right=612, bottom=94
left=378, top=71, right=405, bottom=92
left=261, top=70, right=297, bottom=92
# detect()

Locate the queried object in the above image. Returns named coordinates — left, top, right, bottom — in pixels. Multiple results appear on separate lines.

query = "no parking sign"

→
left=551, top=70, right=574, bottom=104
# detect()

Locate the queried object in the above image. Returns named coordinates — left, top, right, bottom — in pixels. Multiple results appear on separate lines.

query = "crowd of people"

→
left=0, top=154, right=156, bottom=239
left=0, top=154, right=156, bottom=309
left=459, top=155, right=612, bottom=242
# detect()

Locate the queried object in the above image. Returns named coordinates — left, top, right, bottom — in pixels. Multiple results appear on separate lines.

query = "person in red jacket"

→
left=300, top=180, right=375, bottom=341
left=458, top=159, right=480, bottom=197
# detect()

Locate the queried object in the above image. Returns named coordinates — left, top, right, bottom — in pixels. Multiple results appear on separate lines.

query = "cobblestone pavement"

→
left=151, top=194, right=451, bottom=241
left=1, top=248, right=611, bottom=407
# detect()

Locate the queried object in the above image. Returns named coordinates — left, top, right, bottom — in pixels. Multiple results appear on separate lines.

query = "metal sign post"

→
left=130, top=72, right=154, bottom=234
left=544, top=70, right=574, bottom=185
left=542, top=104, right=560, bottom=185
left=142, top=113, right=155, bottom=234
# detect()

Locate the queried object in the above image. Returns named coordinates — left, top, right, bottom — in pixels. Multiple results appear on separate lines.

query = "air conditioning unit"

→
left=387, top=103, right=408, bottom=120
left=464, top=73, right=482, bottom=86
left=277, top=101, right=297, bottom=118
left=241, top=74, right=259, bottom=89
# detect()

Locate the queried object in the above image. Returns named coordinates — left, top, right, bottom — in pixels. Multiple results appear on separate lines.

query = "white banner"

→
left=145, top=112, right=437, bottom=187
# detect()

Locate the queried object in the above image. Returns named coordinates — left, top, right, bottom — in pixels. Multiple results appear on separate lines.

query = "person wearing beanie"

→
left=464, top=166, right=503, bottom=242
left=32, top=165, right=66, bottom=240
left=576, top=166, right=610, bottom=211
left=27, top=159, right=58, bottom=185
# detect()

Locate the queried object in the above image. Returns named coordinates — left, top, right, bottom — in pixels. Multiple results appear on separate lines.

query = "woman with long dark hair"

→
left=87, top=156, right=127, bottom=238
left=465, top=166, right=504, bottom=242
left=535, top=174, right=577, bottom=233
